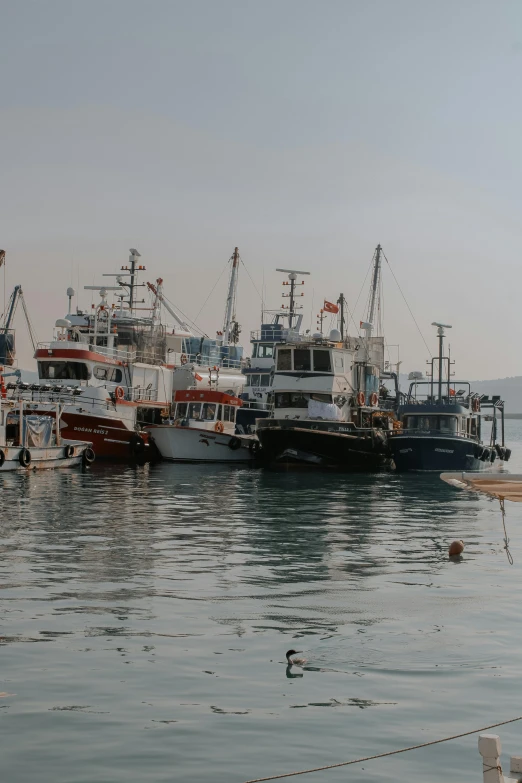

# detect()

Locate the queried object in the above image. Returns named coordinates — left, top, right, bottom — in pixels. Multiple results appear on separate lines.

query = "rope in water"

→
left=500, top=498, right=514, bottom=565
left=243, top=715, right=522, bottom=783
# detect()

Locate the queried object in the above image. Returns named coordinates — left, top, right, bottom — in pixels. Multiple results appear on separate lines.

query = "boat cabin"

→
left=172, top=389, right=242, bottom=432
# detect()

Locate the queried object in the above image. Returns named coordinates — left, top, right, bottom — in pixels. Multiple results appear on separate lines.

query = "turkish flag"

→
left=323, top=300, right=339, bottom=314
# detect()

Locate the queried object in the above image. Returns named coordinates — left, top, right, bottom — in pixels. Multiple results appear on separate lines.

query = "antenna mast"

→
left=366, top=244, right=382, bottom=338
left=276, top=268, right=310, bottom=328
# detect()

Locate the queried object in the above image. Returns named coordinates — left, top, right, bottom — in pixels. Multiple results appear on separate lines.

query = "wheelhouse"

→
left=173, top=389, right=242, bottom=425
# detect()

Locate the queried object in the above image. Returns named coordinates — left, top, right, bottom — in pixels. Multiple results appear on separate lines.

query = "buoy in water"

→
left=448, top=539, right=464, bottom=557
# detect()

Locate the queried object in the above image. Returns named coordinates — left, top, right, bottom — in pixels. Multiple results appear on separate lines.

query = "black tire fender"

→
left=19, top=448, right=31, bottom=468
left=82, top=447, right=95, bottom=465
left=228, top=437, right=242, bottom=451
left=0, top=449, right=5, bottom=467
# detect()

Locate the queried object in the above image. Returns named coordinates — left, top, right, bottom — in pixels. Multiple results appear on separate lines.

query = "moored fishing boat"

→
left=0, top=391, right=94, bottom=471
left=145, top=389, right=254, bottom=462
left=387, top=323, right=510, bottom=472
left=256, top=245, right=399, bottom=469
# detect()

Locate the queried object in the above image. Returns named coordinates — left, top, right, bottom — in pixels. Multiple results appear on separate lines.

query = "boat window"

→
left=470, top=418, right=477, bottom=436
left=294, top=349, right=311, bottom=372
left=311, top=393, right=333, bottom=403
left=250, top=374, right=260, bottom=387
left=188, top=402, right=202, bottom=420
left=334, top=354, right=344, bottom=371
left=216, top=404, right=222, bottom=420
left=258, top=344, right=274, bottom=358
left=261, top=374, right=271, bottom=386
left=38, top=361, right=91, bottom=380
left=277, top=349, right=292, bottom=371
left=313, top=350, right=332, bottom=373
left=223, top=405, right=235, bottom=422
left=275, top=392, right=309, bottom=409
left=439, top=416, right=458, bottom=433
left=94, top=366, right=108, bottom=380
left=252, top=344, right=258, bottom=358
left=109, top=368, right=122, bottom=383
left=176, top=403, right=188, bottom=418
left=202, top=403, right=217, bottom=421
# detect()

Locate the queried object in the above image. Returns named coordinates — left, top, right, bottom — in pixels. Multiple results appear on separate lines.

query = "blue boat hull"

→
left=388, top=435, right=487, bottom=472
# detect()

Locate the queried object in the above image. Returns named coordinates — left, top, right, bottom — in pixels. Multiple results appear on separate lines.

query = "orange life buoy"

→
left=180, top=354, right=188, bottom=365
left=356, top=391, right=365, bottom=406
left=370, top=392, right=378, bottom=407
left=214, top=421, right=224, bottom=433
left=115, top=385, right=125, bottom=400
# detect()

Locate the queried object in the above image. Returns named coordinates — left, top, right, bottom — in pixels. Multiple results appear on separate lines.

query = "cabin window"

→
left=470, top=418, right=477, bottom=436
left=109, top=368, right=122, bottom=383
left=216, top=405, right=222, bottom=420
left=334, top=354, right=344, bottom=371
left=311, top=393, right=333, bottom=403
left=277, top=349, right=292, bottom=371
left=258, top=344, right=274, bottom=358
left=275, top=392, right=309, bottom=409
left=439, top=416, right=458, bottom=433
left=250, top=374, right=260, bottom=387
left=188, top=402, right=202, bottom=420
left=313, top=350, right=332, bottom=373
left=38, top=361, right=91, bottom=381
left=94, top=366, right=108, bottom=380
left=202, top=403, right=217, bottom=421
left=176, top=403, right=188, bottom=418
left=294, top=349, right=311, bottom=372
left=223, top=405, right=235, bottom=422
left=261, top=374, right=271, bottom=386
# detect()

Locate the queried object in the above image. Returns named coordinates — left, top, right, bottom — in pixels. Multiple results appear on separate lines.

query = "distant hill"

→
left=398, top=374, right=522, bottom=414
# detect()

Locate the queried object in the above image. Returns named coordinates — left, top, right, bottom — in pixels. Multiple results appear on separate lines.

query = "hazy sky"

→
left=1, top=0, right=521, bottom=378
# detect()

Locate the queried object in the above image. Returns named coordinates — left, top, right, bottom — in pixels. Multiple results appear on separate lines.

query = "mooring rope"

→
left=243, top=715, right=522, bottom=783
left=500, top=498, right=514, bottom=565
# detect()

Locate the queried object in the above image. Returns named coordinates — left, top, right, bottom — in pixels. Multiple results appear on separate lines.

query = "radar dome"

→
left=55, top=318, right=72, bottom=329
left=66, top=287, right=75, bottom=298
left=329, top=328, right=341, bottom=342
left=312, top=332, right=323, bottom=340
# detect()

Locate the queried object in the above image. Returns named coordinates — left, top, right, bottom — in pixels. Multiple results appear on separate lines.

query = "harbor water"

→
left=2, top=422, right=522, bottom=782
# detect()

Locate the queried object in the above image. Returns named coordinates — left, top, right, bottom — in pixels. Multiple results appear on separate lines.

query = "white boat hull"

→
left=149, top=426, right=253, bottom=463
left=0, top=441, right=90, bottom=472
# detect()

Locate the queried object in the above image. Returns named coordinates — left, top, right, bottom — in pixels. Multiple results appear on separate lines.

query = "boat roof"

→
left=174, top=389, right=242, bottom=406
left=400, top=402, right=470, bottom=415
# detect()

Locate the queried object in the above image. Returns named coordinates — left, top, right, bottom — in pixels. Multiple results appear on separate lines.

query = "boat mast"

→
left=365, top=244, right=382, bottom=340
left=431, top=322, right=452, bottom=401
left=128, top=248, right=141, bottom=314
left=276, top=268, right=310, bottom=329
left=337, top=293, right=346, bottom=341
left=222, top=247, right=240, bottom=346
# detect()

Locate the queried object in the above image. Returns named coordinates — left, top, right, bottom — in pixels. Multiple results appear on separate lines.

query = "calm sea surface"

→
left=2, top=422, right=522, bottom=783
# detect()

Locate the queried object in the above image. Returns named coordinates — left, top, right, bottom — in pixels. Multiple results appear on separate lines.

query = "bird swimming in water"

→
left=286, top=649, right=306, bottom=666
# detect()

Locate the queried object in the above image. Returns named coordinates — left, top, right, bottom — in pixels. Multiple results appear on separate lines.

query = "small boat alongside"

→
left=387, top=323, right=509, bottom=472
left=0, top=394, right=94, bottom=471
left=145, top=389, right=255, bottom=463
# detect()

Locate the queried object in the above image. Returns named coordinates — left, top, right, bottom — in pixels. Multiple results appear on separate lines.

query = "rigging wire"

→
left=193, top=258, right=230, bottom=324
left=239, top=254, right=263, bottom=303
left=380, top=248, right=431, bottom=356
left=20, top=293, right=38, bottom=350
left=160, top=291, right=210, bottom=339
left=500, top=497, right=514, bottom=565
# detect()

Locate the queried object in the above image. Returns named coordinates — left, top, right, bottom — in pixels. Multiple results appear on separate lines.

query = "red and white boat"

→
left=145, top=389, right=254, bottom=462
left=29, top=250, right=189, bottom=460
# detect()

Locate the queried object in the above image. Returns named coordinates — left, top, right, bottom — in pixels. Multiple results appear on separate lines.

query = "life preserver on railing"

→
left=115, top=385, right=125, bottom=400
left=370, top=392, right=378, bottom=407
left=356, top=391, right=365, bottom=406
left=180, top=354, right=188, bottom=365
left=472, top=397, right=480, bottom=412
left=19, top=448, right=31, bottom=468
left=160, top=408, right=170, bottom=418
left=214, top=421, right=224, bottom=434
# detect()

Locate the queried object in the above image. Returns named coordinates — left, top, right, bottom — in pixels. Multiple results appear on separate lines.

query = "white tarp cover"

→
left=308, top=400, right=342, bottom=421
left=23, top=416, right=53, bottom=448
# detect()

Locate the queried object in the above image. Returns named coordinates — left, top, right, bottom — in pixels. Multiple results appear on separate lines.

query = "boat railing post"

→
left=56, top=402, right=61, bottom=446
left=479, top=734, right=505, bottom=783
left=20, top=398, right=25, bottom=448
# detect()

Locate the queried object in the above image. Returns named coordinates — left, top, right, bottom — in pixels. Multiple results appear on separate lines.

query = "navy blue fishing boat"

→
left=387, top=323, right=510, bottom=472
